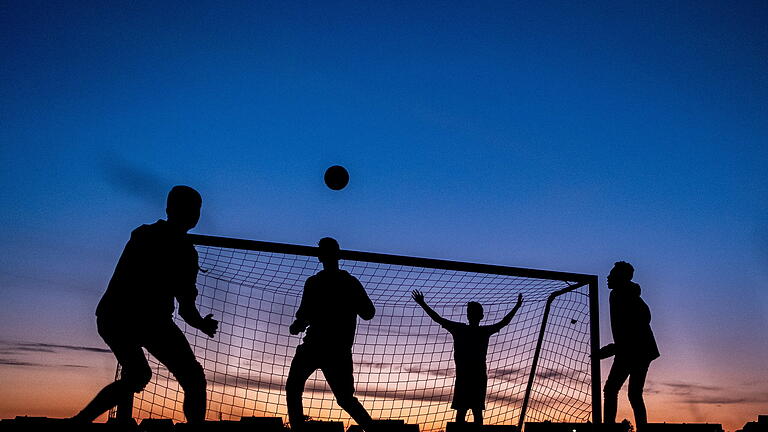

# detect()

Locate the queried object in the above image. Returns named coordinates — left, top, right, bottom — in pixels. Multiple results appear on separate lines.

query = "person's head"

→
left=467, top=301, right=484, bottom=325
left=607, top=261, right=634, bottom=289
left=317, top=237, right=340, bottom=269
left=166, top=185, right=202, bottom=232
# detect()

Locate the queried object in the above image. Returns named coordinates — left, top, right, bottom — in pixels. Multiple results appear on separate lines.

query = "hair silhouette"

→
left=412, top=290, right=523, bottom=424
left=602, top=261, right=660, bottom=430
left=286, top=237, right=376, bottom=431
left=71, top=186, right=218, bottom=424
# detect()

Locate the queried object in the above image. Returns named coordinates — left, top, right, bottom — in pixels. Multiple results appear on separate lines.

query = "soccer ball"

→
left=324, top=165, right=349, bottom=190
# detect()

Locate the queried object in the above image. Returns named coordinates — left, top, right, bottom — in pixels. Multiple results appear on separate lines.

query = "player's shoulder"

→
left=130, top=221, right=195, bottom=252
left=131, top=223, right=152, bottom=235
left=306, top=273, right=321, bottom=286
left=316, top=269, right=356, bottom=279
left=442, top=319, right=465, bottom=330
left=609, top=288, right=633, bottom=302
left=129, top=222, right=158, bottom=242
left=131, top=219, right=166, bottom=235
left=341, top=270, right=364, bottom=288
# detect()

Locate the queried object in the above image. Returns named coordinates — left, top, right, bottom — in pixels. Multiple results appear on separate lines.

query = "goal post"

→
left=114, top=234, right=601, bottom=430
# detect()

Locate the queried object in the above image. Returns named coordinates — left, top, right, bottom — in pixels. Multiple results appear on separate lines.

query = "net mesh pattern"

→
left=128, top=244, right=593, bottom=430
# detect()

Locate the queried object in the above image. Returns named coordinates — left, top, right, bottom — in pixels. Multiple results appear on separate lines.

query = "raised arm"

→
left=488, top=293, right=523, bottom=334
left=411, top=290, right=450, bottom=327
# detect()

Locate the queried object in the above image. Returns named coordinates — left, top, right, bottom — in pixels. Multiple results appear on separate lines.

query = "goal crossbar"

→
left=116, top=234, right=602, bottom=429
left=189, top=234, right=596, bottom=284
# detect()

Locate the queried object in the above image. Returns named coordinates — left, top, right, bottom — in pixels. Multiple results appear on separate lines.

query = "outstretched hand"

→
left=411, top=290, right=426, bottom=306
left=596, top=343, right=616, bottom=359
left=199, top=313, right=218, bottom=338
left=289, top=320, right=308, bottom=335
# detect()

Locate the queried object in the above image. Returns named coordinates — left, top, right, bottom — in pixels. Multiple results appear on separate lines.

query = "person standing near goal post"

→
left=71, top=186, right=218, bottom=425
left=600, top=261, right=660, bottom=430
left=286, top=237, right=376, bottom=431
left=412, top=290, right=523, bottom=425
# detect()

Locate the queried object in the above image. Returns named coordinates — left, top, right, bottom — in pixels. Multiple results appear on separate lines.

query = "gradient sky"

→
left=1, top=1, right=767, bottom=431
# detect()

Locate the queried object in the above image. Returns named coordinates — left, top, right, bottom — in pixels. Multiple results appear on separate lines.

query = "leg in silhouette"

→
left=286, top=345, right=319, bottom=429
left=75, top=187, right=218, bottom=424
left=605, top=262, right=660, bottom=428
left=323, top=350, right=372, bottom=429
left=628, top=362, right=650, bottom=428
left=72, top=380, right=132, bottom=423
left=73, top=320, right=151, bottom=422
left=471, top=408, right=483, bottom=425
left=455, top=409, right=468, bottom=423
left=146, top=321, right=208, bottom=424
left=603, top=358, right=631, bottom=424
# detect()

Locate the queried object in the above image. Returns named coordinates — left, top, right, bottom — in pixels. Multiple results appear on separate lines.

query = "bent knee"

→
left=122, top=367, right=152, bottom=393
left=286, top=376, right=306, bottom=394
left=176, top=361, right=206, bottom=390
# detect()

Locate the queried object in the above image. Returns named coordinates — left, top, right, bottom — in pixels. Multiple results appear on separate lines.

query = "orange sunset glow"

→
left=2, top=1, right=766, bottom=432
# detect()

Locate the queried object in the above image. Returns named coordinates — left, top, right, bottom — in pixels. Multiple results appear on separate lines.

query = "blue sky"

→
left=1, top=1, right=767, bottom=428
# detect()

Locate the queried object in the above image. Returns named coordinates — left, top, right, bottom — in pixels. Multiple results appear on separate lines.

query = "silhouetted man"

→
left=286, top=237, right=375, bottom=431
left=72, top=186, right=218, bottom=424
left=602, top=261, right=659, bottom=430
left=412, top=290, right=523, bottom=425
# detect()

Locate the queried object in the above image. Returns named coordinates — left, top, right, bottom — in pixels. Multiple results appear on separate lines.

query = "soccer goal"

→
left=115, top=234, right=601, bottom=430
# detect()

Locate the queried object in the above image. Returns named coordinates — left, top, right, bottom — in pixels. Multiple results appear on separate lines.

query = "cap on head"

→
left=166, top=185, right=202, bottom=230
left=467, top=301, right=484, bottom=324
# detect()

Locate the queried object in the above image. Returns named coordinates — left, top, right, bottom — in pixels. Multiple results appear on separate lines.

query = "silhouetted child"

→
left=601, top=261, right=659, bottom=430
left=286, top=237, right=376, bottom=431
left=412, top=290, right=523, bottom=425
left=72, top=186, right=218, bottom=424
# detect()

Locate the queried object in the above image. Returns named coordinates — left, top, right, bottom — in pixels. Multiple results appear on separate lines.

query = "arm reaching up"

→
left=411, top=290, right=450, bottom=327
left=488, top=293, right=523, bottom=334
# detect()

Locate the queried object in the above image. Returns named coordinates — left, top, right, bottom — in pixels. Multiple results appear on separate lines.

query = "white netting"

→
left=128, top=242, right=594, bottom=430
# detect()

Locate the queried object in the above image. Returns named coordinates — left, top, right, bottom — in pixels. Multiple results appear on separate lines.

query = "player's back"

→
left=444, top=322, right=495, bottom=374
left=96, top=220, right=198, bottom=323
left=609, top=283, right=659, bottom=361
left=299, top=269, right=373, bottom=348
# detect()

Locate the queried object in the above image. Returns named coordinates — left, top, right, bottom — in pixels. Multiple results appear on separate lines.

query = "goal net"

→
left=121, top=235, right=598, bottom=431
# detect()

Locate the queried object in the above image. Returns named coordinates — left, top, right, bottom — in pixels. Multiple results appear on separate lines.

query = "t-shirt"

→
left=294, top=269, right=375, bottom=349
left=441, top=321, right=498, bottom=376
left=96, top=220, right=199, bottom=322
